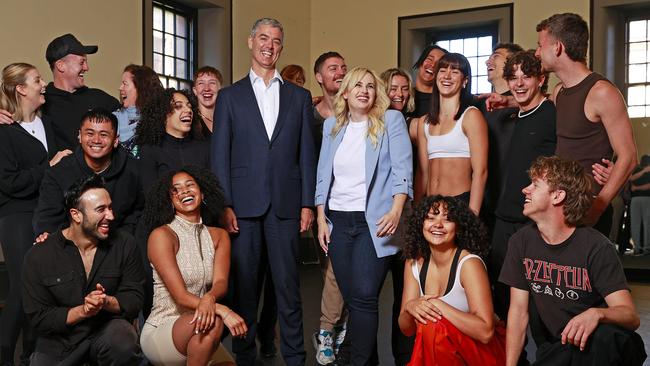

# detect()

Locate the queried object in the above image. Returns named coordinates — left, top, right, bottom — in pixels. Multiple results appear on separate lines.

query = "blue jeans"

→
left=328, top=211, right=391, bottom=366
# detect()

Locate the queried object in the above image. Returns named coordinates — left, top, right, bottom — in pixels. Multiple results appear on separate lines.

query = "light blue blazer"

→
left=315, top=109, right=413, bottom=258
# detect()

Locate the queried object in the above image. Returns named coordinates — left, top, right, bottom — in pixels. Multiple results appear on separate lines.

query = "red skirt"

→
left=407, top=318, right=506, bottom=366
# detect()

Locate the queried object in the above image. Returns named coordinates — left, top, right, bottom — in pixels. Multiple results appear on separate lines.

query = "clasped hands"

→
left=189, top=294, right=248, bottom=338
left=405, top=295, right=444, bottom=325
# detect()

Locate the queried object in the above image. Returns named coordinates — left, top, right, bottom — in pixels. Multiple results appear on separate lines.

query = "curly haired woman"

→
left=140, top=166, right=246, bottom=366
left=136, top=88, right=209, bottom=189
left=399, top=195, right=505, bottom=365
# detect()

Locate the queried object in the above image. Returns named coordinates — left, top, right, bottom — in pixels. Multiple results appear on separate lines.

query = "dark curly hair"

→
left=135, top=88, right=204, bottom=146
left=123, top=64, right=164, bottom=111
left=140, top=165, right=225, bottom=231
left=403, top=195, right=490, bottom=260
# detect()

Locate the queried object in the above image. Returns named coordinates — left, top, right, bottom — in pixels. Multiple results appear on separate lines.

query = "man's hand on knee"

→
left=561, top=308, right=603, bottom=351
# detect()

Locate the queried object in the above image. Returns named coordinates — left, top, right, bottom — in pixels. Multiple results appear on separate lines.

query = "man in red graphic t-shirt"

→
left=499, top=156, right=645, bottom=366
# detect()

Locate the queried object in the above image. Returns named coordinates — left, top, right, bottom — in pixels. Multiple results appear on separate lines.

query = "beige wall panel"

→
left=0, top=0, right=142, bottom=99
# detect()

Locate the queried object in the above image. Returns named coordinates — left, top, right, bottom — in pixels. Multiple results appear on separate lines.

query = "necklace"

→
left=199, top=111, right=213, bottom=124
left=518, top=97, right=547, bottom=118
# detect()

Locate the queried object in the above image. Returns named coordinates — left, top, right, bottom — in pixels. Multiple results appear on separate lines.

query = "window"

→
left=398, top=4, right=513, bottom=95
left=152, top=0, right=197, bottom=90
left=432, top=28, right=495, bottom=94
left=626, top=17, right=650, bottom=118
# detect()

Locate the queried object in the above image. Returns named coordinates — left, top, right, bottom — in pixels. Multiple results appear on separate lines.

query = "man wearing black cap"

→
left=0, top=34, right=120, bottom=150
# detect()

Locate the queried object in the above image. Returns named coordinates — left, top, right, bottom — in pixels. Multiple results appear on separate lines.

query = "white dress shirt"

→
left=249, top=68, right=283, bottom=139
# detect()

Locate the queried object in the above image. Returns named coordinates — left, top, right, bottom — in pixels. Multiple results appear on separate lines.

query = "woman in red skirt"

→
left=399, top=195, right=505, bottom=365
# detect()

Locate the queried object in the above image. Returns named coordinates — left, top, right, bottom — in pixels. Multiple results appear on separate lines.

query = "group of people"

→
left=0, top=11, right=646, bottom=366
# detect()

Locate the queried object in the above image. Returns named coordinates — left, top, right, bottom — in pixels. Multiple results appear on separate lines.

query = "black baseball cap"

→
left=46, top=33, right=98, bottom=66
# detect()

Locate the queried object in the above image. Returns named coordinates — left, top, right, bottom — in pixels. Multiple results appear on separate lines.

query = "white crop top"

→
left=425, top=106, right=475, bottom=159
left=410, top=253, right=484, bottom=313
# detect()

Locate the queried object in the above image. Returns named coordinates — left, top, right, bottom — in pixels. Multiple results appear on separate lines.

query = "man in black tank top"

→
left=535, top=13, right=637, bottom=235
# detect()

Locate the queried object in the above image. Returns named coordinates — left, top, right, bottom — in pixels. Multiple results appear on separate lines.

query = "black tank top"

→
left=555, top=73, right=613, bottom=194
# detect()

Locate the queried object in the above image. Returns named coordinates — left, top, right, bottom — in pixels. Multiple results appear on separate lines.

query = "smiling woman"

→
left=135, top=88, right=209, bottom=190
left=399, top=195, right=505, bottom=365
left=140, top=166, right=244, bottom=366
left=112, top=64, right=164, bottom=157
left=0, top=62, right=72, bottom=365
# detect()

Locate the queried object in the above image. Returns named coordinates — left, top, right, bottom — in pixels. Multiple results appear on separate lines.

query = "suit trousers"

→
left=230, top=205, right=306, bottom=366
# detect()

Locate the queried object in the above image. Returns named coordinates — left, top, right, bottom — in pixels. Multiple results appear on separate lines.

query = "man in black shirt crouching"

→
left=22, top=174, right=144, bottom=365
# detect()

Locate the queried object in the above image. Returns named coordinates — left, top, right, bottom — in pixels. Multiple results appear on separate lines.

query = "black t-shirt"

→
left=478, top=91, right=519, bottom=215
left=499, top=225, right=629, bottom=339
left=410, top=89, right=432, bottom=119
left=495, top=100, right=557, bottom=222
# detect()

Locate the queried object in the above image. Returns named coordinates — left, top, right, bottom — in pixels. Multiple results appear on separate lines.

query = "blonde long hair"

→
left=0, top=63, right=38, bottom=122
left=332, top=67, right=389, bottom=147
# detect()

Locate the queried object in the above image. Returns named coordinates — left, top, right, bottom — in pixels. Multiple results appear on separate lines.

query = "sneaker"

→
left=312, top=329, right=336, bottom=365
left=333, top=323, right=347, bottom=355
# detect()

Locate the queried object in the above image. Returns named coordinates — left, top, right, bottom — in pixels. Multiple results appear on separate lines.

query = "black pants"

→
left=0, top=213, right=36, bottom=365
left=389, top=254, right=414, bottom=366
left=533, top=324, right=646, bottom=366
left=230, top=206, right=305, bottom=366
left=593, top=203, right=614, bottom=238
left=30, top=318, right=142, bottom=366
left=489, top=217, right=528, bottom=321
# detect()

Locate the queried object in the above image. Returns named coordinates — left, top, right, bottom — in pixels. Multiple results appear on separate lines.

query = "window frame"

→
left=152, top=0, right=198, bottom=89
left=398, top=3, right=513, bottom=90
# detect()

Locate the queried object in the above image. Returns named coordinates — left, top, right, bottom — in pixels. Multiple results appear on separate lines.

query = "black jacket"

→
left=43, top=83, right=121, bottom=150
left=33, top=146, right=144, bottom=235
left=22, top=229, right=144, bottom=361
left=0, top=116, right=58, bottom=218
left=139, top=133, right=210, bottom=190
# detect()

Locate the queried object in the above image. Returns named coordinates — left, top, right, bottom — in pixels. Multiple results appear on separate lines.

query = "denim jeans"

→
left=328, top=211, right=391, bottom=366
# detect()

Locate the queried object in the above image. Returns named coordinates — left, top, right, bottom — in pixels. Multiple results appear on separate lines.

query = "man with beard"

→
left=410, top=45, right=447, bottom=117
left=33, top=108, right=143, bottom=237
left=22, top=174, right=144, bottom=366
left=312, top=51, right=347, bottom=150
left=0, top=34, right=121, bottom=150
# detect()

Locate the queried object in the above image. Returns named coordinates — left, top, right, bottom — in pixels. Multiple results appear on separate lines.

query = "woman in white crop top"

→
left=413, top=53, right=487, bottom=214
left=399, top=195, right=505, bottom=365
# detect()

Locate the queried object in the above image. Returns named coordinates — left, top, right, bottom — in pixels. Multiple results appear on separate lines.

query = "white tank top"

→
left=410, top=253, right=484, bottom=313
left=425, top=106, right=475, bottom=159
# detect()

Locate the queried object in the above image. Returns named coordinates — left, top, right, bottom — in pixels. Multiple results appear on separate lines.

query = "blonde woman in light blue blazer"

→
left=315, top=67, right=413, bottom=365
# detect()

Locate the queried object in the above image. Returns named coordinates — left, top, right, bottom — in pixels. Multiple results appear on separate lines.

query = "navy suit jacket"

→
left=212, top=75, right=316, bottom=219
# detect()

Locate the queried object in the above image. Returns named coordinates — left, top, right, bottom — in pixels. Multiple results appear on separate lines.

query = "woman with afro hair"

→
left=399, top=195, right=505, bottom=365
left=136, top=88, right=210, bottom=189
left=139, top=165, right=247, bottom=366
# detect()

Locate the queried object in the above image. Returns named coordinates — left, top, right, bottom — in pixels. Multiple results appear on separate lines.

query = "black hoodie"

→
left=43, top=83, right=120, bottom=150
left=32, top=146, right=143, bottom=235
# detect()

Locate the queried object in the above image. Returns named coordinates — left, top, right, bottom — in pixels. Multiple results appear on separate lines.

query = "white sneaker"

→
left=313, top=329, right=335, bottom=365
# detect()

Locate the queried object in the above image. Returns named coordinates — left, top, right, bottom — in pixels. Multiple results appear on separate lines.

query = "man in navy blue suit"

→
left=212, top=17, right=316, bottom=366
